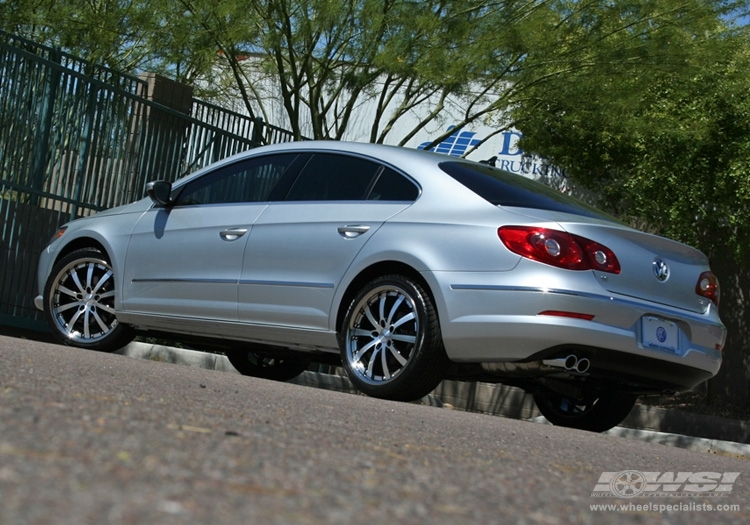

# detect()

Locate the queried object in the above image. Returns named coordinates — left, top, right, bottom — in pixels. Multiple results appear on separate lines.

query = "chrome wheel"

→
left=340, top=275, right=448, bottom=401
left=346, top=284, right=417, bottom=384
left=44, top=249, right=133, bottom=351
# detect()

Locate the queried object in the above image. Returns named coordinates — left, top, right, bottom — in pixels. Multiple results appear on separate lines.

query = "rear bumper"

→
left=435, top=281, right=724, bottom=392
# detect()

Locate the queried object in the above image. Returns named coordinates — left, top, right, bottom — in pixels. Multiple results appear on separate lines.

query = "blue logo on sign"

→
left=656, top=327, right=667, bottom=343
left=418, top=126, right=482, bottom=157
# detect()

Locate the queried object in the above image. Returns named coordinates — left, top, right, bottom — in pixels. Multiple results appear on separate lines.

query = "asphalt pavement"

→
left=5, top=336, right=748, bottom=524
left=115, top=340, right=750, bottom=460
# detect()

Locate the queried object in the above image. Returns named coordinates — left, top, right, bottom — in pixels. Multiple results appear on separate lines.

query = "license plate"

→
left=641, top=316, right=680, bottom=354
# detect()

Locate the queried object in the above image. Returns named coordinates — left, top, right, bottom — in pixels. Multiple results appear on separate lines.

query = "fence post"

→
left=139, top=72, right=193, bottom=114
left=129, top=74, right=194, bottom=198
left=252, top=117, right=265, bottom=146
left=28, top=49, right=61, bottom=205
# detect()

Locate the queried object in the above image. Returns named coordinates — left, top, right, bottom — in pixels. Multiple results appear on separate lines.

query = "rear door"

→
left=238, top=153, right=419, bottom=330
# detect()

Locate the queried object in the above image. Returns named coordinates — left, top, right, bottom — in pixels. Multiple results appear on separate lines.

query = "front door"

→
left=121, top=152, right=301, bottom=321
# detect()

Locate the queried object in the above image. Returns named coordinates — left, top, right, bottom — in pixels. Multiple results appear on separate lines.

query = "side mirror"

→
left=146, top=180, right=173, bottom=206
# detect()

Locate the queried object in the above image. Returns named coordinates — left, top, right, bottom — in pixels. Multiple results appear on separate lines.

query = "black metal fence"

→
left=0, top=32, right=297, bottom=329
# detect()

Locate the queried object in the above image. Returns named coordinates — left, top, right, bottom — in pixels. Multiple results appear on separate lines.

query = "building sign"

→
left=416, top=126, right=567, bottom=181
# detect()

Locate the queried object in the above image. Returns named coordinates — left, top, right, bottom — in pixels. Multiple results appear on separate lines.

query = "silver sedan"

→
left=35, top=141, right=725, bottom=431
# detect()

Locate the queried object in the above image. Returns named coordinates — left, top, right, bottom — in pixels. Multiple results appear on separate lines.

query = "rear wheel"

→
left=225, top=349, right=309, bottom=381
left=339, top=275, right=449, bottom=401
left=533, top=388, right=636, bottom=432
left=43, top=248, right=134, bottom=352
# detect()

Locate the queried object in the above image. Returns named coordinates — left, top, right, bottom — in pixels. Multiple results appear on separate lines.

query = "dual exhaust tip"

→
left=543, top=354, right=591, bottom=374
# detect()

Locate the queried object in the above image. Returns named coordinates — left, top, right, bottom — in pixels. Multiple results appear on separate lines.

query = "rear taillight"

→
left=498, top=226, right=621, bottom=274
left=696, top=271, right=720, bottom=307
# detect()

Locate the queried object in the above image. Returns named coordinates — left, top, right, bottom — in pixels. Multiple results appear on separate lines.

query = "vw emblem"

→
left=653, top=258, right=670, bottom=282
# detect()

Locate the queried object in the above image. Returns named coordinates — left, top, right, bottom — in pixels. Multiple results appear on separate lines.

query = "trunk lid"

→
left=507, top=208, right=712, bottom=314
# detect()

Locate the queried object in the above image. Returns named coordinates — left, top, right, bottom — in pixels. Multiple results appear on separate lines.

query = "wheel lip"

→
left=47, top=255, right=119, bottom=344
left=343, top=282, right=421, bottom=387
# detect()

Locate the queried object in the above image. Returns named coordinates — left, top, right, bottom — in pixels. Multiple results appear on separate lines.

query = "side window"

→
left=285, top=153, right=380, bottom=201
left=368, top=167, right=419, bottom=201
left=173, top=153, right=298, bottom=206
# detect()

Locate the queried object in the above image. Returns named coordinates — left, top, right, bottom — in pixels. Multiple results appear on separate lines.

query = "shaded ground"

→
left=642, top=389, right=750, bottom=422
left=3, top=325, right=747, bottom=423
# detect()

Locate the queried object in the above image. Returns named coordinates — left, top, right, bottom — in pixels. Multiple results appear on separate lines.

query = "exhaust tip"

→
left=563, top=355, right=578, bottom=370
left=576, top=357, right=591, bottom=374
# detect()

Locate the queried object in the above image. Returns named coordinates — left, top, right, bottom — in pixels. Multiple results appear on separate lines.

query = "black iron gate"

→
left=0, top=32, right=296, bottom=330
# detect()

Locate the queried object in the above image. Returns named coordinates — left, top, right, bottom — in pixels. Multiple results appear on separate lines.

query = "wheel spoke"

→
left=391, top=311, right=415, bottom=331
left=380, top=345, right=391, bottom=379
left=353, top=337, right=378, bottom=362
left=390, top=333, right=416, bottom=344
left=91, top=269, right=113, bottom=294
left=91, top=309, right=110, bottom=334
left=66, top=308, right=84, bottom=335
left=378, top=294, right=387, bottom=324
left=387, top=345, right=408, bottom=366
left=363, top=304, right=380, bottom=331
left=56, top=285, right=79, bottom=300
left=94, top=302, right=116, bottom=315
left=85, top=262, right=96, bottom=290
left=54, top=301, right=83, bottom=314
left=83, top=308, right=92, bottom=338
left=366, top=346, right=381, bottom=377
left=352, top=327, right=373, bottom=338
left=385, top=294, right=405, bottom=326
left=69, top=270, right=86, bottom=294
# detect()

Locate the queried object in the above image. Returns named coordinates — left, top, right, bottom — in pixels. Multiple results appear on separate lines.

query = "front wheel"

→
left=339, top=275, right=449, bottom=402
left=43, top=248, right=134, bottom=352
left=533, top=388, right=637, bottom=432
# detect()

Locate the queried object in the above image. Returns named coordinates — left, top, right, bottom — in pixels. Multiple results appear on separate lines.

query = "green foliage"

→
left=512, top=0, right=750, bottom=261
left=0, top=1, right=554, bottom=143
left=4, top=0, right=750, bottom=260
left=0, top=0, right=160, bottom=71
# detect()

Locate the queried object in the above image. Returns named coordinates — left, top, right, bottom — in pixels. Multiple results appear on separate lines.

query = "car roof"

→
left=175, top=140, right=460, bottom=188
left=245, top=140, right=450, bottom=170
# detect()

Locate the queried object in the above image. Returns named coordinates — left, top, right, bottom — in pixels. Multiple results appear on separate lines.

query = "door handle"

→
left=337, top=225, right=371, bottom=238
left=220, top=228, right=248, bottom=241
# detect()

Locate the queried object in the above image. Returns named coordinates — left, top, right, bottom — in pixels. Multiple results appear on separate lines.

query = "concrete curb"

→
left=117, top=342, right=750, bottom=459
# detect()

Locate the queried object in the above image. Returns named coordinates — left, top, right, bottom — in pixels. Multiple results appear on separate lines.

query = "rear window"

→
left=368, top=167, right=419, bottom=201
left=439, top=161, right=612, bottom=221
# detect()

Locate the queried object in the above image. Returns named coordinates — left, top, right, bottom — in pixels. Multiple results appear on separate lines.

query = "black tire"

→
left=339, top=275, right=449, bottom=402
left=533, top=388, right=637, bottom=432
left=225, top=349, right=309, bottom=381
left=43, top=248, right=134, bottom=352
